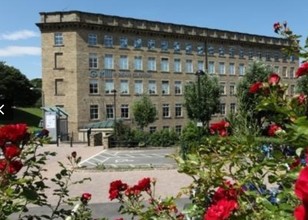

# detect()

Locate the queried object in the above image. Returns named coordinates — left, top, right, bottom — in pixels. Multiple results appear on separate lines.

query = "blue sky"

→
left=0, top=0, right=307, bottom=80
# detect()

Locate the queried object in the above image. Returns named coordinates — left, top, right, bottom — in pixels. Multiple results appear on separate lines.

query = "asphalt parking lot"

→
left=79, top=147, right=178, bottom=169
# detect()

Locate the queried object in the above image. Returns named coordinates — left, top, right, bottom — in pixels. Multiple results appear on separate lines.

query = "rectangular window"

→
left=283, top=67, right=288, bottom=77
left=219, top=47, right=225, bottom=56
left=161, top=58, right=169, bottom=72
left=90, top=105, right=99, bottom=120
left=185, top=60, right=193, bottom=73
left=162, top=81, right=170, bottom=95
left=134, top=56, right=143, bottom=70
left=274, top=66, right=280, bottom=74
left=230, top=84, right=236, bottom=96
left=266, top=52, right=271, bottom=61
left=105, top=79, right=114, bottom=94
left=148, top=80, right=157, bottom=94
left=161, top=41, right=168, bottom=52
left=175, top=125, right=182, bottom=134
left=220, top=83, right=226, bottom=95
left=162, top=104, right=170, bottom=118
left=248, top=50, right=254, bottom=59
left=134, top=38, right=142, bottom=49
left=290, top=67, right=295, bottom=78
left=119, top=55, right=129, bottom=70
left=54, top=52, right=64, bottom=69
left=174, top=59, right=181, bottom=72
left=239, top=49, right=244, bottom=59
left=55, top=79, right=64, bottom=95
left=208, top=46, right=214, bottom=56
left=175, top=104, right=182, bottom=117
left=89, top=79, right=98, bottom=94
left=175, top=81, right=182, bottom=95
left=121, top=104, right=129, bottom=119
left=120, top=37, right=128, bottom=48
left=104, top=35, right=113, bottom=47
left=147, top=57, right=156, bottom=71
left=120, top=80, right=129, bottom=94
left=89, top=53, right=98, bottom=69
left=88, top=34, right=97, bottom=46
left=163, top=126, right=170, bottom=130
left=134, top=80, right=143, bottom=95
left=239, top=64, right=245, bottom=76
left=229, top=47, right=235, bottom=58
left=230, top=103, right=236, bottom=113
left=229, top=63, right=235, bottom=75
left=54, top=33, right=63, bottom=46
left=106, top=104, right=114, bottom=119
left=198, top=61, right=204, bottom=72
left=148, top=39, right=155, bottom=50
left=220, top=103, right=226, bottom=115
left=104, top=54, right=113, bottom=69
left=209, top=61, right=215, bottom=74
left=219, top=62, right=225, bottom=75
left=149, top=126, right=157, bottom=133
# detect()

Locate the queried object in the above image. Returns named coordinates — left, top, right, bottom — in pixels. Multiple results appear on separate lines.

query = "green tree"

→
left=183, top=73, right=220, bottom=129
left=0, top=62, right=39, bottom=106
left=132, top=95, right=157, bottom=130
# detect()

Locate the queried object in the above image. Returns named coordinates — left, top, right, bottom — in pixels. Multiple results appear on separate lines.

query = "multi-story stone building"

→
left=36, top=11, right=298, bottom=141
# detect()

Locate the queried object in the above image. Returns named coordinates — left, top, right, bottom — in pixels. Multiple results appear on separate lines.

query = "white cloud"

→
left=0, top=46, right=41, bottom=57
left=0, top=30, right=39, bottom=41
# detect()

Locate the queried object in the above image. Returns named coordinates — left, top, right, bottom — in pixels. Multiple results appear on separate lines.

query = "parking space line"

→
left=78, top=149, right=107, bottom=167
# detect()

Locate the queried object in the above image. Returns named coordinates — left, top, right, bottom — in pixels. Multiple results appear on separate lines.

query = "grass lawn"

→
left=0, top=107, right=42, bottom=131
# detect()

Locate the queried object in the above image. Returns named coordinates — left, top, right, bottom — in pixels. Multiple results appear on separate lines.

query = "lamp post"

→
left=195, top=70, right=205, bottom=140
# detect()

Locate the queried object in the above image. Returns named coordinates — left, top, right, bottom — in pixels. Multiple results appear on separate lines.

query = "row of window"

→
left=89, top=103, right=184, bottom=120
left=54, top=32, right=296, bottom=62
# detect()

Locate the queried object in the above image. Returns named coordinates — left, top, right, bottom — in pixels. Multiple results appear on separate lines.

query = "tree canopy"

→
left=0, top=62, right=40, bottom=107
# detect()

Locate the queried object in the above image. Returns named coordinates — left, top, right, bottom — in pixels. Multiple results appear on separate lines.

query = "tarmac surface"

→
left=11, top=143, right=193, bottom=219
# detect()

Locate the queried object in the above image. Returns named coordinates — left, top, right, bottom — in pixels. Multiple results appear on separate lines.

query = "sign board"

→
left=44, top=112, right=57, bottom=142
left=197, top=122, right=203, bottom=127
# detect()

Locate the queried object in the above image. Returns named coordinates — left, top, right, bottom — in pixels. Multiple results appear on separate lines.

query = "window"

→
left=248, top=50, right=254, bottom=59
left=229, top=63, right=235, bottom=75
left=257, top=51, right=262, bottom=60
left=185, top=43, right=192, bottom=54
left=220, top=83, right=226, bottom=95
left=162, top=104, right=170, bottom=118
left=230, top=103, right=236, bottom=113
left=90, top=105, right=99, bottom=120
left=120, top=80, right=129, bottom=94
left=119, top=55, right=128, bottom=70
left=163, top=126, right=170, bottom=130
left=105, top=79, right=114, bottom=94
left=283, top=67, right=288, bottom=77
left=134, top=38, right=142, bottom=49
left=89, top=79, right=98, bottom=94
left=104, top=54, right=113, bottom=69
left=290, top=85, right=295, bottom=96
left=104, top=35, right=113, bottom=47
left=230, top=84, right=236, bottom=96
left=219, top=103, right=226, bottom=115
left=174, top=81, right=182, bottom=95
left=290, top=67, right=295, bottom=78
left=239, top=49, right=244, bottom=59
left=161, top=41, right=168, bottom=52
left=175, top=125, right=182, bottom=134
left=174, top=59, right=181, bottom=72
left=175, top=104, right=182, bottom=117
left=274, top=66, right=279, bottom=74
left=274, top=53, right=279, bottom=62
left=54, top=52, right=64, bottom=69
left=174, top=42, right=180, bottom=53
left=198, top=61, right=204, bottom=71
left=197, top=46, right=204, bottom=55
left=106, top=104, right=114, bottom=119
left=208, top=46, right=214, bottom=56
left=161, top=58, right=169, bottom=72
left=239, top=64, right=245, bottom=76
left=148, top=39, right=155, bottom=50
left=55, top=79, right=64, bottom=95
left=290, top=55, right=295, bottom=62
left=162, top=81, right=170, bottom=95
left=134, top=80, right=143, bottom=94
left=219, top=47, right=224, bottom=56
left=185, top=60, right=193, bottom=73
left=54, top=33, right=63, bottom=45
left=229, top=47, right=235, bottom=57
left=148, top=80, right=157, bottom=94
left=120, top=37, right=128, bottom=48
left=88, top=34, right=97, bottom=46
left=266, top=52, right=271, bottom=61
left=89, top=53, right=98, bottom=69
left=149, top=126, right=157, bottom=133
left=219, top=62, right=225, bottom=75
left=209, top=61, right=215, bottom=74
left=121, top=104, right=129, bottom=119
left=134, top=56, right=143, bottom=70
left=147, top=57, right=156, bottom=71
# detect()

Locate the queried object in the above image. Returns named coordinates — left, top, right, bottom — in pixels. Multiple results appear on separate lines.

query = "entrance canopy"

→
left=84, top=120, right=115, bottom=129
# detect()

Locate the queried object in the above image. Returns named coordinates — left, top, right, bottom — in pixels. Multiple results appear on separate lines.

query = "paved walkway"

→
left=35, top=143, right=192, bottom=205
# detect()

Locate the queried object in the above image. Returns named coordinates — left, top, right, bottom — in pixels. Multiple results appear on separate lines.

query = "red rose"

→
left=2, top=144, right=21, bottom=160
left=0, top=159, right=7, bottom=172
left=7, top=160, right=23, bottom=174
left=125, top=185, right=141, bottom=197
left=296, top=62, right=308, bottom=78
left=297, top=93, right=306, bottom=105
left=109, top=190, right=120, bottom=200
left=204, top=199, right=238, bottom=220
left=109, top=180, right=128, bottom=200
left=81, top=192, right=92, bottom=202
left=212, top=181, right=239, bottom=203
left=0, top=124, right=28, bottom=145
left=249, top=82, right=263, bottom=94
left=295, top=166, right=308, bottom=201
left=294, top=205, right=306, bottom=220
left=210, top=120, right=229, bottom=137
left=267, top=124, right=282, bottom=136
left=268, top=73, right=280, bottom=85
left=137, top=177, right=151, bottom=191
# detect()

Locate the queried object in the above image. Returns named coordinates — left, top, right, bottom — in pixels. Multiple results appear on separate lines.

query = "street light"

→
left=195, top=70, right=205, bottom=140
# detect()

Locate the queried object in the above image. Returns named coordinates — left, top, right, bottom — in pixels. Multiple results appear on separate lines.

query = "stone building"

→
left=36, top=11, right=298, bottom=142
